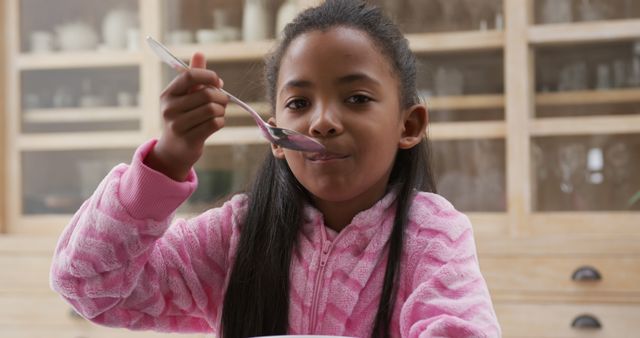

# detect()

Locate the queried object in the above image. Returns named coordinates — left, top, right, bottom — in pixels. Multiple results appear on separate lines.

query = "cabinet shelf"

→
left=408, top=30, right=504, bottom=53
left=529, top=19, right=640, bottom=46
left=429, top=121, right=506, bottom=140
left=16, top=132, right=144, bottom=151
left=23, top=107, right=140, bottom=123
left=167, top=30, right=505, bottom=62
left=530, top=115, right=640, bottom=136
left=427, top=94, right=504, bottom=110
left=203, top=126, right=266, bottom=146
left=406, top=30, right=504, bottom=54
left=530, top=212, right=640, bottom=236
left=536, top=88, right=640, bottom=107
left=17, top=51, right=143, bottom=70
left=169, top=40, right=277, bottom=62
left=226, top=101, right=271, bottom=117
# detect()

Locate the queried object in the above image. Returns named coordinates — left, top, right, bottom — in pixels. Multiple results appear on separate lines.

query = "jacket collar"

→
left=301, top=187, right=400, bottom=243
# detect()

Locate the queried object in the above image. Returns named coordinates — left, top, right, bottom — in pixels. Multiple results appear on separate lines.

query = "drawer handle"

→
left=571, top=314, right=602, bottom=330
left=571, top=266, right=602, bottom=281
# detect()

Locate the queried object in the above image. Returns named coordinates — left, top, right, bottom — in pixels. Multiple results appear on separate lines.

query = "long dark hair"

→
left=221, top=1, right=437, bottom=337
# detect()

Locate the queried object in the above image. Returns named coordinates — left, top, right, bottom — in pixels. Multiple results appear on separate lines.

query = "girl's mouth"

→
left=307, top=152, right=349, bottom=161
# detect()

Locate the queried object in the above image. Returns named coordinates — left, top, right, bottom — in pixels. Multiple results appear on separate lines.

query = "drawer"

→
left=0, top=294, right=210, bottom=337
left=495, top=302, right=640, bottom=338
left=479, top=256, right=640, bottom=294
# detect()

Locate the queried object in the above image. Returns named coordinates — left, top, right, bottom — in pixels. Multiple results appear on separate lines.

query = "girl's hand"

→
left=145, top=52, right=228, bottom=181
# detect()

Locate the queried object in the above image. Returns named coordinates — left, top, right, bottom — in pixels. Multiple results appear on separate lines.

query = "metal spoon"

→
left=146, top=36, right=325, bottom=153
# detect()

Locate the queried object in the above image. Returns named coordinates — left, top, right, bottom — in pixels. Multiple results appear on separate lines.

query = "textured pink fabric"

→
left=50, top=140, right=501, bottom=337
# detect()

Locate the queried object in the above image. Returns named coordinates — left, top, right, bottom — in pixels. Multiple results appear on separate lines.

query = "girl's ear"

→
left=268, top=117, right=286, bottom=159
left=398, top=104, right=428, bottom=149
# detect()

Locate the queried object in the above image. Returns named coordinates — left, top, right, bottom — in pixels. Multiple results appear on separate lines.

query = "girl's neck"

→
left=312, top=179, right=390, bottom=232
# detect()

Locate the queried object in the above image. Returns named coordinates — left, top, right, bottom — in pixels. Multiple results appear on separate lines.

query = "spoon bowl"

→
left=146, top=36, right=325, bottom=153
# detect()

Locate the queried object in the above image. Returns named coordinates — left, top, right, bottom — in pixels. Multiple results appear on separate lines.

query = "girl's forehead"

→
left=285, top=26, right=377, bottom=61
left=278, top=26, right=395, bottom=84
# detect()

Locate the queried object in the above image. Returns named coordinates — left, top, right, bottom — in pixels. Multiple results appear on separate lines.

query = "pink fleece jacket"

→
left=50, top=140, right=501, bottom=337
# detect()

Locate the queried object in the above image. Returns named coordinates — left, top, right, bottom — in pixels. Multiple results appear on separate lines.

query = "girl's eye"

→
left=285, top=98, right=310, bottom=110
left=346, top=94, right=372, bottom=104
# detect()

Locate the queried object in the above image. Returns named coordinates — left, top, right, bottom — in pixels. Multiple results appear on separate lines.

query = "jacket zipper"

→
left=309, top=229, right=333, bottom=332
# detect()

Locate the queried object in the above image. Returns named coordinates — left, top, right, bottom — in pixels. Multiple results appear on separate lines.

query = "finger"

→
left=163, top=68, right=222, bottom=96
left=185, top=116, right=226, bottom=144
left=163, top=87, right=229, bottom=119
left=190, top=52, right=207, bottom=69
left=188, top=52, right=208, bottom=93
left=171, top=102, right=226, bottom=134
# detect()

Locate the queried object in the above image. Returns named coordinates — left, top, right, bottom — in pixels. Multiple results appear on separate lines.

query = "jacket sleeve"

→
left=400, top=195, right=501, bottom=338
left=50, top=139, right=244, bottom=333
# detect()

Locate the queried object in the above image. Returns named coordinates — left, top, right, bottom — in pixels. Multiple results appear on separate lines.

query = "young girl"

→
left=50, top=1, right=501, bottom=337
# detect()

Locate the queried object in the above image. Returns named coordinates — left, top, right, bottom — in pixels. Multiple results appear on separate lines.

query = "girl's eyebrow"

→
left=282, top=79, right=313, bottom=91
left=280, top=72, right=381, bottom=95
left=336, top=72, right=381, bottom=87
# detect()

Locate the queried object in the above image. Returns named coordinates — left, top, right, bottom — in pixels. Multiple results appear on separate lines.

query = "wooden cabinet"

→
left=2, top=0, right=640, bottom=337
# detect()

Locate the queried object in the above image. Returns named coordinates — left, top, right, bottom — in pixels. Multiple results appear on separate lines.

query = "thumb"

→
left=189, top=52, right=207, bottom=69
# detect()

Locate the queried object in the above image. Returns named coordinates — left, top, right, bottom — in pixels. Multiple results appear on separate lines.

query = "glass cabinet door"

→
left=18, top=0, right=143, bottom=134
left=21, top=67, right=141, bottom=133
left=432, top=139, right=506, bottom=212
left=532, top=134, right=640, bottom=211
left=532, top=40, right=640, bottom=212
left=161, top=0, right=299, bottom=46
left=416, top=49, right=506, bottom=212
left=535, top=41, right=640, bottom=119
left=417, top=51, right=504, bottom=123
left=22, top=148, right=135, bottom=215
left=535, top=0, right=640, bottom=25
left=11, top=0, right=145, bottom=232
left=373, top=0, right=504, bottom=33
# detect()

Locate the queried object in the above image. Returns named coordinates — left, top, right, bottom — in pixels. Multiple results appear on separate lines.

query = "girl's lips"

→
left=307, top=152, right=349, bottom=161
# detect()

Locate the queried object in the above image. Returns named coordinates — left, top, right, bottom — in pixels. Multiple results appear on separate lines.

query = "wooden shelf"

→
left=203, top=126, right=266, bottom=146
left=16, top=132, right=144, bottom=151
left=530, top=212, right=640, bottom=236
left=408, top=30, right=504, bottom=53
left=23, top=107, right=140, bottom=123
left=536, top=88, right=640, bottom=107
left=529, top=19, right=640, bottom=46
left=530, top=115, right=640, bottom=137
left=427, top=94, right=504, bottom=110
left=429, top=121, right=506, bottom=140
left=17, top=51, right=142, bottom=70
left=467, top=212, right=509, bottom=237
left=225, top=101, right=271, bottom=118
left=169, top=40, right=277, bottom=62
left=3, top=216, right=71, bottom=236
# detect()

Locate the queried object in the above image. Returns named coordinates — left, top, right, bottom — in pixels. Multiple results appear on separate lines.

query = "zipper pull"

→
left=320, top=242, right=331, bottom=267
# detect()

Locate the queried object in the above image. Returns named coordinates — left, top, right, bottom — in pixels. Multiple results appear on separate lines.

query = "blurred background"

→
left=1, top=0, right=640, bottom=337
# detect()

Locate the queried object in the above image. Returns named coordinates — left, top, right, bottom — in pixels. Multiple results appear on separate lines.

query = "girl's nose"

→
left=309, top=107, right=343, bottom=137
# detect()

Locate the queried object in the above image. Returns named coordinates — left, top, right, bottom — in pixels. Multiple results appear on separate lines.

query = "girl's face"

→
left=271, top=26, right=424, bottom=209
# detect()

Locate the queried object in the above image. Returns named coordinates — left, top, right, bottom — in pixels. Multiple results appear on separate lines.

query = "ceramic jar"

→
left=102, top=8, right=138, bottom=50
left=276, top=0, right=297, bottom=38
left=242, top=0, right=270, bottom=42
left=55, top=22, right=99, bottom=51
left=29, top=31, right=54, bottom=53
